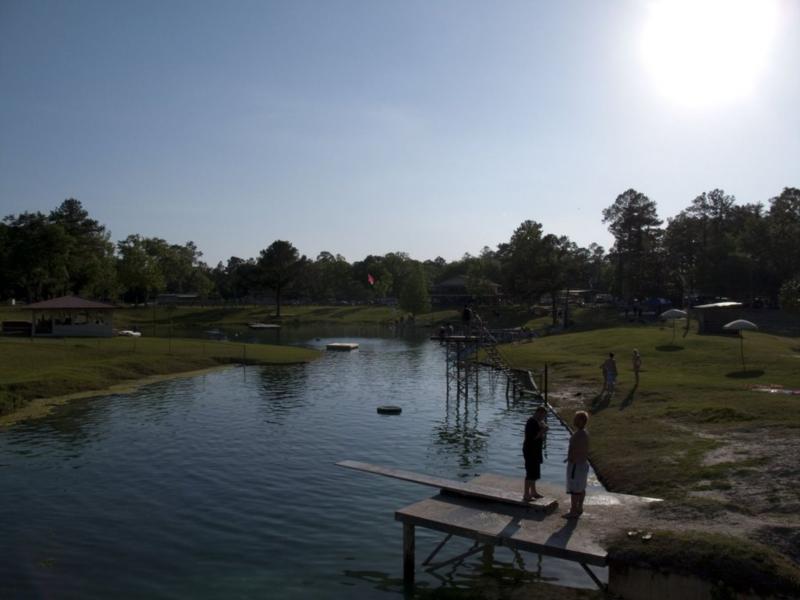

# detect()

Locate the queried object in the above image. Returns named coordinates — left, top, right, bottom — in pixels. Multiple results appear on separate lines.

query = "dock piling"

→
left=403, top=523, right=415, bottom=587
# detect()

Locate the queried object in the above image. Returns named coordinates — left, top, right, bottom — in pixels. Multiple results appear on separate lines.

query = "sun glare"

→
left=641, top=0, right=779, bottom=108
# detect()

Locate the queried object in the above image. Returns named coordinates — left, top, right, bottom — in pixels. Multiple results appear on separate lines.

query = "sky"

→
left=1, top=0, right=798, bottom=266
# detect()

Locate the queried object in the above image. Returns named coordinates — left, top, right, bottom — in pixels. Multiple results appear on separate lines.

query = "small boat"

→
left=248, top=322, right=281, bottom=329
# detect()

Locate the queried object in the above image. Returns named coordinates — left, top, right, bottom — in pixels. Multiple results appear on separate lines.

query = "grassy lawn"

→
left=0, top=304, right=465, bottom=335
left=0, top=336, right=319, bottom=416
left=499, top=321, right=800, bottom=584
left=499, top=323, right=800, bottom=500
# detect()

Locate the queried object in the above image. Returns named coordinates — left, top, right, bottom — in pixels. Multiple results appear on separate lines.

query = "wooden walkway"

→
left=337, top=462, right=661, bottom=587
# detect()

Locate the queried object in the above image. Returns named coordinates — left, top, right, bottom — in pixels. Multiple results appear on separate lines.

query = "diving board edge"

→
left=337, top=460, right=557, bottom=512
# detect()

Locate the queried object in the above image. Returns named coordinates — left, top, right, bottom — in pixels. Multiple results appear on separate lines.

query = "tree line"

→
left=1, top=187, right=798, bottom=315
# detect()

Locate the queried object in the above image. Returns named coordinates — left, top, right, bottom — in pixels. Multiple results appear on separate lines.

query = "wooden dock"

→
left=337, top=462, right=661, bottom=588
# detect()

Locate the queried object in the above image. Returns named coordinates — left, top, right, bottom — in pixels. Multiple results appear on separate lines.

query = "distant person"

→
left=601, top=352, right=617, bottom=396
left=461, top=304, right=472, bottom=334
left=438, top=325, right=446, bottom=342
left=564, top=411, right=590, bottom=518
left=522, top=406, right=549, bottom=501
left=632, top=349, right=642, bottom=385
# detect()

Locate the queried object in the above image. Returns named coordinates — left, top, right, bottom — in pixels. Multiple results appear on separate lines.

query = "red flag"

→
left=367, top=273, right=375, bottom=286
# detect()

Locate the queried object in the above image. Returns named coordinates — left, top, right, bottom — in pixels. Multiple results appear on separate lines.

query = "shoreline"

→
left=0, top=364, right=234, bottom=427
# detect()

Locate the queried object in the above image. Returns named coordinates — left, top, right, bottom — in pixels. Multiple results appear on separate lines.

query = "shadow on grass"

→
left=655, top=345, right=684, bottom=352
left=590, top=393, right=611, bottom=414
left=620, top=384, right=638, bottom=410
left=725, top=370, right=765, bottom=379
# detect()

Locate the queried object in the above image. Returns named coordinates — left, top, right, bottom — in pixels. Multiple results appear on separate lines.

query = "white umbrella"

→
left=723, top=319, right=758, bottom=371
left=660, top=309, right=688, bottom=343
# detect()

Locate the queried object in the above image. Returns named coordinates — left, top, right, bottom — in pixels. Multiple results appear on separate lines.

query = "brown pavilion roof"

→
left=27, top=296, right=115, bottom=310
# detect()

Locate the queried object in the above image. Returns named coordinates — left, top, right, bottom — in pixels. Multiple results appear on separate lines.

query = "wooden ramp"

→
left=337, top=460, right=557, bottom=511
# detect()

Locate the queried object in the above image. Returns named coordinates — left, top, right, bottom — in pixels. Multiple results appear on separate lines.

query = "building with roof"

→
left=692, top=301, right=743, bottom=334
left=430, top=275, right=502, bottom=307
left=26, top=296, right=116, bottom=337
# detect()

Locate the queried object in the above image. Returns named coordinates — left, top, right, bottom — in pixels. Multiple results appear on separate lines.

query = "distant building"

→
left=25, top=296, right=115, bottom=337
left=430, top=275, right=501, bottom=307
left=692, top=301, right=743, bottom=334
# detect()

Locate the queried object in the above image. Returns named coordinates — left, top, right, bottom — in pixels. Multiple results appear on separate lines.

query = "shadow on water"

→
left=655, top=344, right=684, bottom=352
left=725, top=369, right=765, bottom=379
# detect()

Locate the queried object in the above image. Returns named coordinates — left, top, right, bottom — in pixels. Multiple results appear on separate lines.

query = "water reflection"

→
left=432, top=395, right=488, bottom=474
left=255, top=365, right=309, bottom=424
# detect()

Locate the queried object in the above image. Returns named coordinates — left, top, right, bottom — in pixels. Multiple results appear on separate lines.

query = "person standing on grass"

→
left=602, top=352, right=617, bottom=396
left=632, top=349, right=642, bottom=385
left=522, top=406, right=548, bottom=501
left=564, top=411, right=590, bottom=518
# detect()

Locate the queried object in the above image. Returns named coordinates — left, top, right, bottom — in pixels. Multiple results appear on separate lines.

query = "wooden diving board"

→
left=336, top=460, right=557, bottom=512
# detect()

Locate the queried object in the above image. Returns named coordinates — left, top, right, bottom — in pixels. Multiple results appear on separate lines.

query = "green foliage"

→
left=779, top=279, right=800, bottom=313
left=399, top=263, right=430, bottom=315
left=257, top=240, right=307, bottom=316
left=117, top=235, right=166, bottom=304
left=3, top=187, right=800, bottom=311
left=602, top=188, right=663, bottom=301
left=608, top=530, right=800, bottom=598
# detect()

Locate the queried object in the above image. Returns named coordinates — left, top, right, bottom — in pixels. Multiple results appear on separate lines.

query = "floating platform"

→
left=248, top=322, right=280, bottom=329
left=326, top=342, right=359, bottom=351
left=337, top=461, right=662, bottom=587
left=429, top=335, right=482, bottom=342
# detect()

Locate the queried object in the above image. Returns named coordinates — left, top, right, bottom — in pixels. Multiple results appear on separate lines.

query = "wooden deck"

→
left=336, top=462, right=662, bottom=587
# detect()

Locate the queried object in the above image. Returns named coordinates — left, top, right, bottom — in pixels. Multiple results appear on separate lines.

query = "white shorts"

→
left=566, top=461, right=589, bottom=494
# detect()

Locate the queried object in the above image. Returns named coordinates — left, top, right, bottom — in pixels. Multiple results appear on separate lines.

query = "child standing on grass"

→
left=602, top=353, right=617, bottom=396
left=522, top=406, right=548, bottom=501
left=632, top=349, right=642, bottom=385
left=564, top=411, right=590, bottom=518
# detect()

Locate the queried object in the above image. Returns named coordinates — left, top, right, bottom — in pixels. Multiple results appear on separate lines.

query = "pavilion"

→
left=27, top=296, right=115, bottom=337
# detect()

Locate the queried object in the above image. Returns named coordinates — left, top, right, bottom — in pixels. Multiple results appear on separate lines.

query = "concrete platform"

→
left=396, top=473, right=661, bottom=570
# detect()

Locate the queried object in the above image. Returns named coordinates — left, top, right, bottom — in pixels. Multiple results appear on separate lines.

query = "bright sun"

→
left=641, top=0, right=779, bottom=108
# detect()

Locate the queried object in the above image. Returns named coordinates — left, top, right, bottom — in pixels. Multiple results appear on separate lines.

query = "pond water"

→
left=0, top=331, right=603, bottom=599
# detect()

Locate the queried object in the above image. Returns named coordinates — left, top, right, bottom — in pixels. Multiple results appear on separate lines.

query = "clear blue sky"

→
left=1, top=0, right=798, bottom=265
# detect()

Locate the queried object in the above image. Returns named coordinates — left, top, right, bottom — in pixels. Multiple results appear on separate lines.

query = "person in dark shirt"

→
left=461, top=305, right=472, bottom=335
left=522, top=406, right=548, bottom=501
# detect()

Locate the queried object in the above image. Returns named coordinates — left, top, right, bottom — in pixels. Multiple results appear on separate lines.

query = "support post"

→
left=403, top=523, right=415, bottom=587
left=544, top=362, right=549, bottom=405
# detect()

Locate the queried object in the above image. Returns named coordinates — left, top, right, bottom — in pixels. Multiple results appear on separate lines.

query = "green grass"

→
left=608, top=530, right=800, bottom=597
left=498, top=324, right=800, bottom=499
left=0, top=336, right=320, bottom=416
